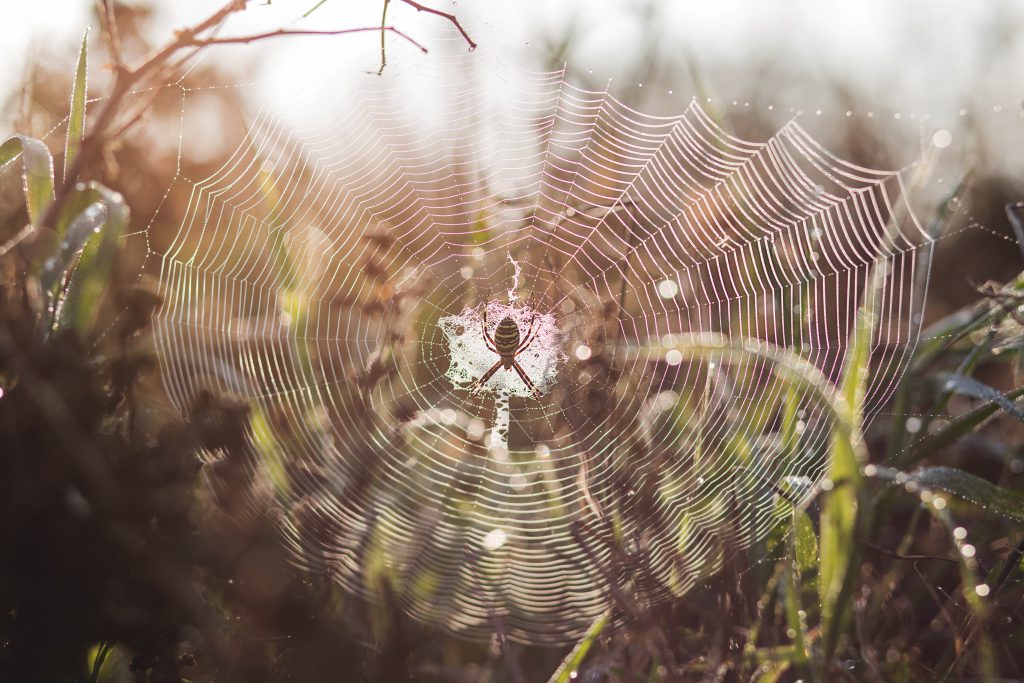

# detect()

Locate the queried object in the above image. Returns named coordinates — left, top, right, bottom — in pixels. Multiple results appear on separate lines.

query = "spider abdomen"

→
left=493, top=316, right=521, bottom=364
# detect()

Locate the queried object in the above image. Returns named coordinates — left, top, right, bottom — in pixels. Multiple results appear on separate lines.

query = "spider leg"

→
left=481, top=307, right=498, bottom=353
left=511, top=359, right=543, bottom=400
left=472, top=360, right=503, bottom=393
left=515, top=314, right=541, bottom=354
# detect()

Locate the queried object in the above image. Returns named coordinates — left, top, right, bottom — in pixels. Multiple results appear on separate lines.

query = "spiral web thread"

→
left=151, top=36, right=932, bottom=643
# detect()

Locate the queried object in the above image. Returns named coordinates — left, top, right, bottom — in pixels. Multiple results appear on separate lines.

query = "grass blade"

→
left=869, top=466, right=1024, bottom=527
left=1, top=135, right=55, bottom=226
left=64, top=30, right=89, bottom=185
left=55, top=183, right=128, bottom=334
left=904, top=387, right=1024, bottom=466
left=819, top=265, right=879, bottom=657
left=547, top=610, right=608, bottom=683
left=934, top=373, right=1024, bottom=424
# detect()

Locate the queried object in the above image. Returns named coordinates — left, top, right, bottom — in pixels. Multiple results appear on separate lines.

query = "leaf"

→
left=40, top=200, right=106, bottom=296
left=547, top=610, right=608, bottom=683
left=793, top=508, right=817, bottom=574
left=56, top=183, right=128, bottom=334
left=783, top=508, right=814, bottom=667
left=0, top=135, right=55, bottom=225
left=819, top=263, right=878, bottom=656
left=869, top=466, right=1024, bottom=527
left=933, top=373, right=1024, bottom=424
left=64, top=29, right=89, bottom=184
left=906, top=387, right=1024, bottom=465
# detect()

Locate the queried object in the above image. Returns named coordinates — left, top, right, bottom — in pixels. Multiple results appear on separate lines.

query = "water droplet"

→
left=574, top=344, right=591, bottom=361
left=932, top=129, right=953, bottom=148
left=665, top=349, right=683, bottom=366
left=953, top=526, right=967, bottom=540
left=483, top=528, right=507, bottom=550
left=657, top=279, right=678, bottom=299
left=467, top=419, right=485, bottom=440
left=975, top=583, right=990, bottom=597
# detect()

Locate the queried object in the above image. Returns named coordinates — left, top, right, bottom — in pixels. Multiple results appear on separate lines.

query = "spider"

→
left=472, top=307, right=544, bottom=399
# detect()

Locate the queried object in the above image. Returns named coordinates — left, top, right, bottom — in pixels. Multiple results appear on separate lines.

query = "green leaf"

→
left=40, top=200, right=106, bottom=296
left=783, top=508, right=814, bottom=667
left=56, top=183, right=127, bottom=334
left=907, top=387, right=1024, bottom=465
left=934, top=373, right=1024, bottom=424
left=64, top=30, right=89, bottom=185
left=793, top=507, right=817, bottom=574
left=819, top=264, right=879, bottom=656
left=547, top=610, right=608, bottom=683
left=1, top=135, right=55, bottom=225
left=869, top=466, right=1024, bottom=527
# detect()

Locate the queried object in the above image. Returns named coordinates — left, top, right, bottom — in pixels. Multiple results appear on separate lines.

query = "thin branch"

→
left=98, top=0, right=124, bottom=69
left=399, top=0, right=476, bottom=50
left=190, top=25, right=427, bottom=55
left=379, top=0, right=392, bottom=75
left=863, top=540, right=957, bottom=564
left=104, top=85, right=168, bottom=145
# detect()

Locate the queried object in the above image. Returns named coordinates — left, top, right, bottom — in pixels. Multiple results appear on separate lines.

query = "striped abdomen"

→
left=494, top=316, right=521, bottom=366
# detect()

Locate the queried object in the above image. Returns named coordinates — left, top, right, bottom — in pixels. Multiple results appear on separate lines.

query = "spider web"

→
left=148, top=31, right=934, bottom=643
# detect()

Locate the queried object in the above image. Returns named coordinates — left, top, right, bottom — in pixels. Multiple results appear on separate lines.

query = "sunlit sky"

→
left=3, top=0, right=1023, bottom=174
left=4, top=1, right=1022, bottom=110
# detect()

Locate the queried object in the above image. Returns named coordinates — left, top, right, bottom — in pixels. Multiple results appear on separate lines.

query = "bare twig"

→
left=189, top=25, right=427, bottom=53
left=399, top=0, right=476, bottom=50
left=863, top=540, right=957, bottom=564
left=378, top=0, right=392, bottom=75
left=98, top=0, right=124, bottom=69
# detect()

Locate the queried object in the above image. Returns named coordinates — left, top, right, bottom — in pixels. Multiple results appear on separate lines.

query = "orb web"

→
left=151, top=43, right=933, bottom=643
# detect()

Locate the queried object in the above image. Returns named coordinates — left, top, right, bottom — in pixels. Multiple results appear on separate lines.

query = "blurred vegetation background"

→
left=2, top=1, right=1024, bottom=681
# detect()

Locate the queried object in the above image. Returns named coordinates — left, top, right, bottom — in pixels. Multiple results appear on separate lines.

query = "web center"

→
left=439, top=302, right=564, bottom=400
